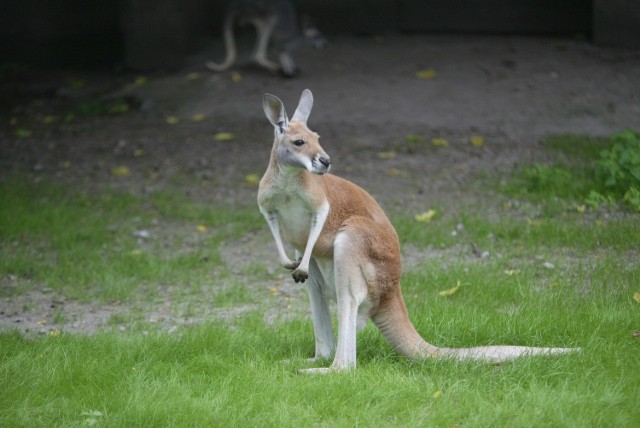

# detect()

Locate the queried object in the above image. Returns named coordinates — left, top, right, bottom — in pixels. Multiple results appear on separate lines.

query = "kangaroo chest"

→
left=269, top=191, right=317, bottom=250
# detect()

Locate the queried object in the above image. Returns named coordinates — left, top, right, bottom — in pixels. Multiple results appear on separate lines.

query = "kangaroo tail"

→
left=372, top=290, right=579, bottom=364
left=206, top=16, right=237, bottom=72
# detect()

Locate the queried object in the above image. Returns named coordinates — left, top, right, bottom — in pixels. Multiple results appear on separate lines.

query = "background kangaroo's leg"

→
left=251, top=15, right=280, bottom=72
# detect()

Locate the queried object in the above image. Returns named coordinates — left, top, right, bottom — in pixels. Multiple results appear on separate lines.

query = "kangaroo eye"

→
left=293, top=139, right=305, bottom=147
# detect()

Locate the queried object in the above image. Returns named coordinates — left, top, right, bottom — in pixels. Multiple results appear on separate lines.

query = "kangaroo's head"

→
left=263, top=89, right=330, bottom=175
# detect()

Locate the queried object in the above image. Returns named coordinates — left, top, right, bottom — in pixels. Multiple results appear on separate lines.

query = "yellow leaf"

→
left=431, top=390, right=443, bottom=398
left=503, top=269, right=521, bottom=276
left=68, top=78, right=86, bottom=89
left=377, top=150, right=396, bottom=159
left=166, top=116, right=180, bottom=125
left=245, top=174, right=260, bottom=185
left=415, top=209, right=437, bottom=223
left=62, top=161, right=71, bottom=169
left=186, top=72, right=201, bottom=80
left=439, top=281, right=461, bottom=297
left=576, top=205, right=586, bottom=214
left=43, top=115, right=59, bottom=124
left=469, top=135, right=485, bottom=147
left=134, top=76, right=149, bottom=86
left=49, top=329, right=61, bottom=337
left=416, top=69, right=437, bottom=79
left=231, top=72, right=242, bottom=82
left=633, top=292, right=640, bottom=303
left=111, top=166, right=130, bottom=176
left=197, top=225, right=207, bottom=233
left=191, top=113, right=206, bottom=122
left=431, top=138, right=448, bottom=147
left=133, top=149, right=144, bottom=157
left=387, top=168, right=407, bottom=177
left=214, top=132, right=234, bottom=141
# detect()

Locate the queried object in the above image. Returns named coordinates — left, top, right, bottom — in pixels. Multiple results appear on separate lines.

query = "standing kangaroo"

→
left=258, top=89, right=577, bottom=374
left=206, top=0, right=326, bottom=77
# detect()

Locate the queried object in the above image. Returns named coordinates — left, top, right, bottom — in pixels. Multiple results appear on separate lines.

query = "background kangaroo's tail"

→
left=206, top=16, right=237, bottom=72
left=371, top=290, right=579, bottom=364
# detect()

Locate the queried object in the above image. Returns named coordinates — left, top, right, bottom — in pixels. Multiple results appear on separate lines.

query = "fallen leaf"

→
left=231, top=72, right=242, bottom=82
left=15, top=128, right=32, bottom=138
left=415, top=209, right=437, bottom=223
left=633, top=292, right=640, bottom=304
left=109, top=101, right=129, bottom=114
left=245, top=174, right=260, bottom=185
left=431, top=390, right=443, bottom=398
left=166, top=116, right=180, bottom=125
left=416, top=69, right=437, bottom=79
left=49, top=329, right=61, bottom=337
left=405, top=134, right=424, bottom=143
left=431, top=138, right=448, bottom=147
left=377, top=150, right=397, bottom=159
left=214, top=132, right=234, bottom=141
left=111, top=166, right=130, bottom=176
left=133, top=149, right=144, bottom=157
left=387, top=168, right=407, bottom=177
left=439, top=281, right=461, bottom=297
left=42, top=115, right=59, bottom=124
left=134, top=76, right=149, bottom=86
left=191, top=113, right=206, bottom=122
left=469, top=135, right=485, bottom=147
left=186, top=72, right=201, bottom=80
left=68, top=78, right=86, bottom=89
left=632, top=330, right=640, bottom=337
left=197, top=225, right=207, bottom=233
left=503, top=269, right=521, bottom=276
left=62, top=161, right=71, bottom=169
left=576, top=205, right=586, bottom=214
left=10, top=117, right=18, bottom=126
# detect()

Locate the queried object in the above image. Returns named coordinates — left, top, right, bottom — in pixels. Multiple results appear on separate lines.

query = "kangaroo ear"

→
left=263, top=93, right=289, bottom=133
left=291, top=89, right=313, bottom=124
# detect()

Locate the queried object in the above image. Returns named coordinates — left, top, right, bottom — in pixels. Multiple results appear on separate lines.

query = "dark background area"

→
left=1, top=0, right=638, bottom=69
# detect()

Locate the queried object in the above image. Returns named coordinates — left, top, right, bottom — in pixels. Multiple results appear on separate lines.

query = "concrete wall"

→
left=0, top=0, right=122, bottom=66
left=594, top=0, right=640, bottom=48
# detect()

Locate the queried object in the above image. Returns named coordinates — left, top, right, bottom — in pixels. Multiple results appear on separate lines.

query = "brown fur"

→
left=258, top=90, right=578, bottom=372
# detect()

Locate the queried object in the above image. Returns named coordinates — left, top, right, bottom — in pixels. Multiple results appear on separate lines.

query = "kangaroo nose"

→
left=319, top=156, right=331, bottom=168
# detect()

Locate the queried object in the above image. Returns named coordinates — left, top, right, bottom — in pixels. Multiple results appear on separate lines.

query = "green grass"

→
left=1, top=133, right=639, bottom=426
left=0, top=178, right=262, bottom=301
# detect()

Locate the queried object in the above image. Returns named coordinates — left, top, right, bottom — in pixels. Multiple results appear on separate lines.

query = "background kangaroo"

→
left=258, top=89, right=578, bottom=374
left=206, top=0, right=326, bottom=77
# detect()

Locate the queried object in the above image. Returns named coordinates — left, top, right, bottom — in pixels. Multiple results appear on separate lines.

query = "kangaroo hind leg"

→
left=301, top=229, right=372, bottom=374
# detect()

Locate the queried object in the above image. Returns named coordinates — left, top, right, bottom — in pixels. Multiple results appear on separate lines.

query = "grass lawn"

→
left=1, top=133, right=639, bottom=427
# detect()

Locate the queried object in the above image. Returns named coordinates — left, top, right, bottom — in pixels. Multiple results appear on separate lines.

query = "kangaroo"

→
left=258, top=89, right=578, bottom=374
left=206, top=0, right=326, bottom=77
